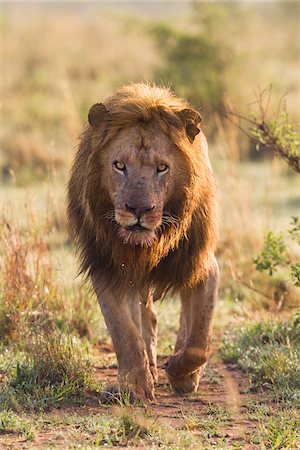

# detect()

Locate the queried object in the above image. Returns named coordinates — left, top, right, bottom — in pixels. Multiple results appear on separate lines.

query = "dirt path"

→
left=95, top=352, right=259, bottom=449
left=0, top=350, right=262, bottom=449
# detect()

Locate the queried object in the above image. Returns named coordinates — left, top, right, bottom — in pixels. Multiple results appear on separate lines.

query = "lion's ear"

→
left=88, top=103, right=108, bottom=129
left=178, top=108, right=202, bottom=142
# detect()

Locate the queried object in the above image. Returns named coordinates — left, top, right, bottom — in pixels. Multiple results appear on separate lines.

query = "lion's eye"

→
left=113, top=161, right=126, bottom=172
left=157, top=164, right=169, bottom=173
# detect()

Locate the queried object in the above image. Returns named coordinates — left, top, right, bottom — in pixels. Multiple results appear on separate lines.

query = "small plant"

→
left=93, top=409, right=151, bottom=447
left=100, top=384, right=144, bottom=407
left=0, top=326, right=102, bottom=411
left=250, top=409, right=300, bottom=449
left=16, top=325, right=92, bottom=389
left=254, top=217, right=300, bottom=287
left=184, top=404, right=230, bottom=440
left=0, top=410, right=34, bottom=440
left=226, top=90, right=300, bottom=172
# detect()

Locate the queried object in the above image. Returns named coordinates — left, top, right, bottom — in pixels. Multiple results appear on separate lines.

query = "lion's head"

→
left=68, top=83, right=217, bottom=292
left=93, top=122, right=192, bottom=247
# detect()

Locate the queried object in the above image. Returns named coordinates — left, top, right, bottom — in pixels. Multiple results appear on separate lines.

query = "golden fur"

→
left=67, top=83, right=218, bottom=296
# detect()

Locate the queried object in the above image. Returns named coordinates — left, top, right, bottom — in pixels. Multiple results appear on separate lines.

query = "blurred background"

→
left=0, top=0, right=299, bottom=346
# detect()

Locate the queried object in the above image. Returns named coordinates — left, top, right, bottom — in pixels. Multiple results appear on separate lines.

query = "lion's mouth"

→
left=118, top=224, right=157, bottom=247
left=125, top=223, right=150, bottom=232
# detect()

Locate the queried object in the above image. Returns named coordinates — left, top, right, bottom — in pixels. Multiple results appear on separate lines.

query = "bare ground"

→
left=0, top=344, right=266, bottom=450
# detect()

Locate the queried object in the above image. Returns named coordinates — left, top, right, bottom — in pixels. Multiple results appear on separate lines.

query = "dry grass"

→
left=1, top=6, right=158, bottom=184
left=1, top=133, right=64, bottom=185
left=0, top=2, right=299, bottom=447
left=0, top=217, right=58, bottom=342
left=1, top=4, right=299, bottom=182
left=0, top=212, right=105, bottom=341
left=11, top=324, right=95, bottom=394
left=0, top=216, right=104, bottom=411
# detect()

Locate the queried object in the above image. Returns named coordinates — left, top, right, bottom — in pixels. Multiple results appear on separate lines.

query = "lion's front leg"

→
left=92, top=276, right=155, bottom=401
left=165, top=256, right=219, bottom=394
left=141, top=294, right=158, bottom=382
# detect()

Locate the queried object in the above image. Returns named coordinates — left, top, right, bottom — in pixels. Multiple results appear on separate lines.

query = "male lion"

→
left=67, top=83, right=219, bottom=401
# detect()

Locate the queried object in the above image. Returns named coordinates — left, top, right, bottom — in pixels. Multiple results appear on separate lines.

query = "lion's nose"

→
left=125, top=203, right=155, bottom=217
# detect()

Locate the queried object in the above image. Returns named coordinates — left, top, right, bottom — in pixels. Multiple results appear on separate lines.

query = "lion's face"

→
left=101, top=123, right=180, bottom=247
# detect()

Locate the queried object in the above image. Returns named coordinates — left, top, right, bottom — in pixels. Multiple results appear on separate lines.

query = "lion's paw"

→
left=166, top=370, right=202, bottom=394
left=118, top=368, right=155, bottom=401
left=100, top=383, right=155, bottom=405
left=163, top=347, right=207, bottom=379
left=163, top=348, right=207, bottom=394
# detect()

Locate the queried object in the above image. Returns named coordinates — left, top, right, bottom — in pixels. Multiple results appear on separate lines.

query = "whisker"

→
left=162, top=212, right=179, bottom=220
left=160, top=212, right=180, bottom=231
left=101, top=210, right=116, bottom=223
left=162, top=212, right=180, bottom=224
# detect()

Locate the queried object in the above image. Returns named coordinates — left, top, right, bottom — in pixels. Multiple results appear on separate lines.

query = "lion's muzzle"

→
left=115, top=204, right=161, bottom=247
left=125, top=203, right=155, bottom=217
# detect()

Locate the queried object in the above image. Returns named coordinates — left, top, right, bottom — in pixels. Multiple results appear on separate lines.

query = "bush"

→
left=152, top=4, right=231, bottom=120
left=254, top=217, right=300, bottom=288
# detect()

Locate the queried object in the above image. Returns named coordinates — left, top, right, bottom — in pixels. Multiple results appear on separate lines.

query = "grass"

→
left=0, top=2, right=300, bottom=448
left=184, top=404, right=231, bottom=441
left=0, top=410, right=34, bottom=441
left=220, top=312, right=300, bottom=404
left=47, top=409, right=153, bottom=447
left=244, top=400, right=300, bottom=449
left=0, top=218, right=58, bottom=343
left=0, top=218, right=104, bottom=412
left=0, top=328, right=103, bottom=412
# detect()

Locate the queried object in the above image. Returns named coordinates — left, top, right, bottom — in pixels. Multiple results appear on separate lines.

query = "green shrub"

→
left=254, top=217, right=300, bottom=288
left=152, top=4, right=231, bottom=119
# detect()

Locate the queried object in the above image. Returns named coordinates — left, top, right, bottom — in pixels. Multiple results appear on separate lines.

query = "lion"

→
left=67, top=83, right=219, bottom=401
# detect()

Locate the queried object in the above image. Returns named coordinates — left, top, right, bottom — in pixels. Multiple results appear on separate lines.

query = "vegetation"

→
left=250, top=111, right=300, bottom=173
left=0, top=218, right=103, bottom=412
left=220, top=89, right=300, bottom=448
left=152, top=18, right=228, bottom=116
left=221, top=313, right=300, bottom=403
left=246, top=102, right=300, bottom=287
left=226, top=89, right=300, bottom=171
left=254, top=216, right=300, bottom=287
left=0, top=1, right=299, bottom=448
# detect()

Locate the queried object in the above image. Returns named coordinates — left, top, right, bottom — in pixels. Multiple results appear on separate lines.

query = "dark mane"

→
left=67, top=83, right=218, bottom=295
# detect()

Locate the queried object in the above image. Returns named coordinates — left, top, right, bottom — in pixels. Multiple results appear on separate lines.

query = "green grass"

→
left=0, top=410, right=34, bottom=441
left=244, top=400, right=300, bottom=449
left=0, top=328, right=103, bottom=412
left=184, top=404, right=231, bottom=442
left=220, top=312, right=300, bottom=403
left=54, top=410, right=152, bottom=447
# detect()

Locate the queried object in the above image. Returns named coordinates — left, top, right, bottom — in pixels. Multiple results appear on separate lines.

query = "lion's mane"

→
left=67, top=83, right=218, bottom=295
